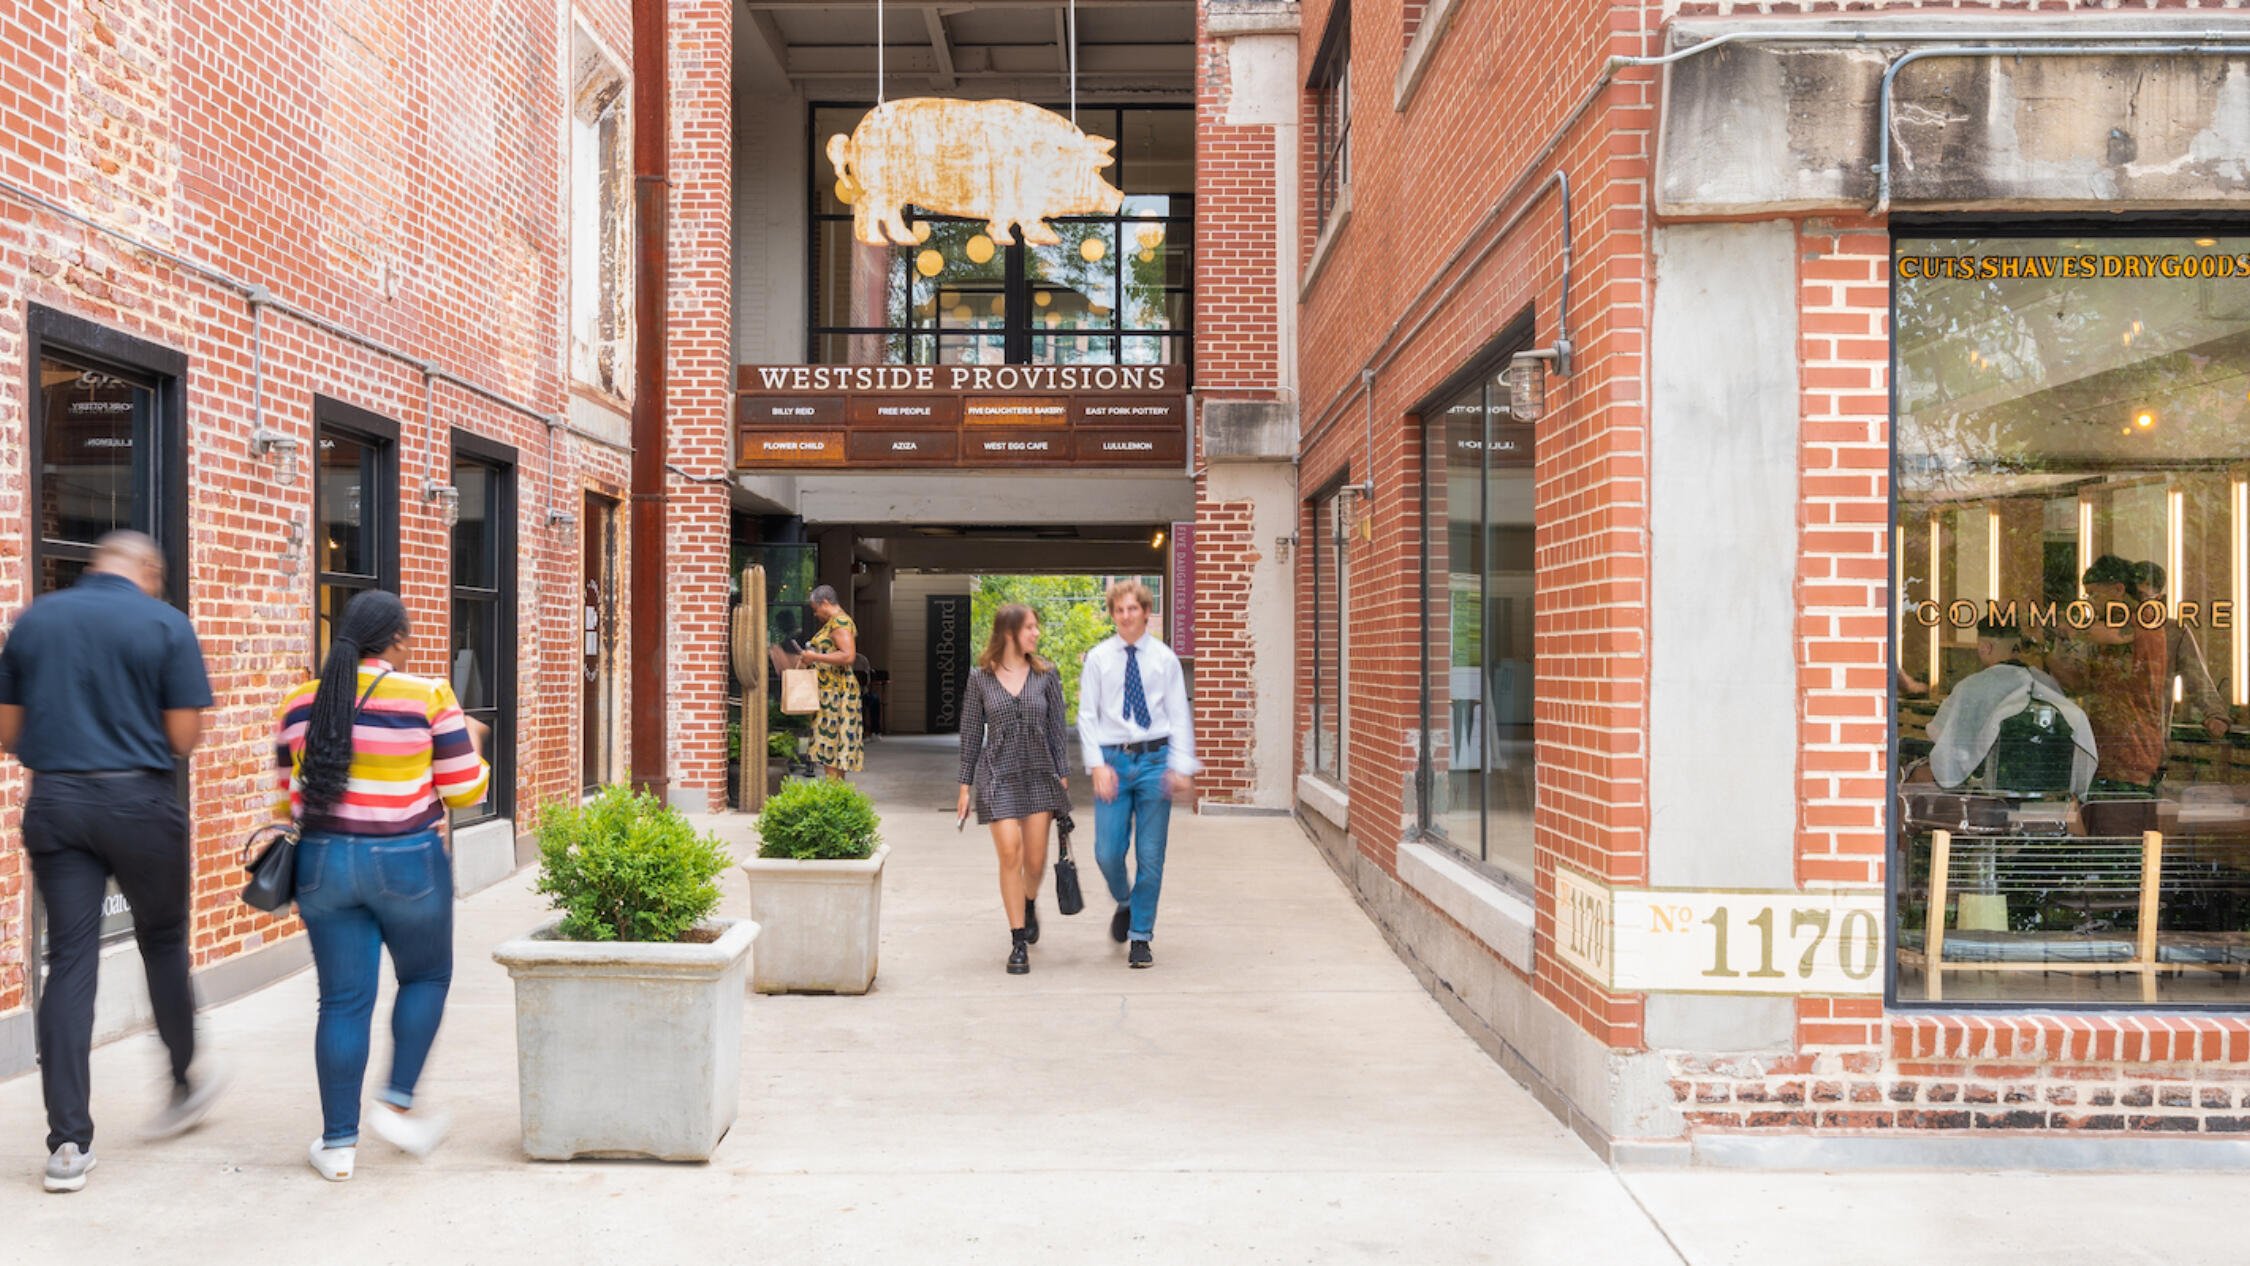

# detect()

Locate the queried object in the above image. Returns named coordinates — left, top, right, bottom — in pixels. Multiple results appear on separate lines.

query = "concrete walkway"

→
left=0, top=736, right=2233, bottom=1262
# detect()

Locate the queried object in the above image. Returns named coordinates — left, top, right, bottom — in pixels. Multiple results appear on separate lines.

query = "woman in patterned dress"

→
left=956, top=604, right=1072, bottom=975
left=797, top=586, right=864, bottom=778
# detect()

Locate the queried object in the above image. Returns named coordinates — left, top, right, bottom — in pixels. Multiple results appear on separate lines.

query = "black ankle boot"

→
left=1023, top=898, right=1040, bottom=944
left=1007, top=933, right=1030, bottom=975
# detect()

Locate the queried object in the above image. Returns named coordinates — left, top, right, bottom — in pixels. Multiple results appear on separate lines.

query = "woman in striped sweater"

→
left=273, top=590, right=490, bottom=1181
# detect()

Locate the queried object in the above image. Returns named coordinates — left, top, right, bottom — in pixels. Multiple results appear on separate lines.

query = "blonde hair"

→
left=1105, top=578, right=1156, bottom=617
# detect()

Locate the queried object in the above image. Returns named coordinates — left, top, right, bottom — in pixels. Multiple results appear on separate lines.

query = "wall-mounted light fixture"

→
left=252, top=427, right=302, bottom=486
left=1504, top=338, right=1573, bottom=424
left=423, top=477, right=461, bottom=528
left=547, top=508, right=578, bottom=533
left=1275, top=531, right=1298, bottom=564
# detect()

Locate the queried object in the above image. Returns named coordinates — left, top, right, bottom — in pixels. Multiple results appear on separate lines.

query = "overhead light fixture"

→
left=2195, top=237, right=2218, bottom=248
left=1150, top=529, right=1166, bottom=550
left=1081, top=236, right=1107, bottom=263
left=252, top=427, right=302, bottom=486
left=965, top=233, right=996, bottom=265
left=2134, top=410, right=2156, bottom=431
left=915, top=248, right=944, bottom=278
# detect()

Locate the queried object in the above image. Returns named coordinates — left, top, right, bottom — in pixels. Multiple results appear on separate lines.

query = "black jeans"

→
left=24, top=771, right=198, bottom=1152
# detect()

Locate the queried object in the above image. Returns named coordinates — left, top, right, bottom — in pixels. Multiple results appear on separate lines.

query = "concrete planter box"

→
left=741, top=843, right=887, bottom=994
left=491, top=917, right=759, bottom=1161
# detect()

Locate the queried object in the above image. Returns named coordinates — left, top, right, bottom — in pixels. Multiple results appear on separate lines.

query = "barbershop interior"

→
left=1891, top=231, right=2250, bottom=1005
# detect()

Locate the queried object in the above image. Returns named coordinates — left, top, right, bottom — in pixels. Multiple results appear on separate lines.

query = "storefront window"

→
left=1420, top=362, right=1537, bottom=885
left=314, top=403, right=397, bottom=669
left=809, top=105, right=1193, bottom=372
left=1309, top=487, right=1349, bottom=783
left=1892, top=231, right=2250, bottom=1006
left=450, top=448, right=515, bottom=825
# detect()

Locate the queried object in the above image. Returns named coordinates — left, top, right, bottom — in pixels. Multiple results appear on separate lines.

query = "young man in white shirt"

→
left=1077, top=579, right=1200, bottom=968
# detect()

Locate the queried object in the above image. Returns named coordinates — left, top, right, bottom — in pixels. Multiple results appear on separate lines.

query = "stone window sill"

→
left=1296, top=773, right=1349, bottom=829
left=1397, top=839, right=1534, bottom=972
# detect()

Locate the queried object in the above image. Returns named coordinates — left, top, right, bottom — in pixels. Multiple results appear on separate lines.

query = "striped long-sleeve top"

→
left=273, top=659, right=492, bottom=835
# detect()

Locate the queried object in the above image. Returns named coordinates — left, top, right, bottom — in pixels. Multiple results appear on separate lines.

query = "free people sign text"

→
left=1553, top=867, right=1884, bottom=997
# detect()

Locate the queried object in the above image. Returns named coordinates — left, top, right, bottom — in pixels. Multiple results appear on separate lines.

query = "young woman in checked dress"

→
left=956, top=604, right=1072, bottom=975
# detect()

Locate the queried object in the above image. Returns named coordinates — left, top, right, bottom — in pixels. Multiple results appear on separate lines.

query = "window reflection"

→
left=1893, top=233, right=2250, bottom=1007
left=808, top=104, right=1192, bottom=372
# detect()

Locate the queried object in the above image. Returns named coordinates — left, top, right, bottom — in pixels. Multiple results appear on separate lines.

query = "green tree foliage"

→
left=534, top=787, right=732, bottom=943
left=968, top=574, right=1161, bottom=719
left=756, top=777, right=881, bottom=861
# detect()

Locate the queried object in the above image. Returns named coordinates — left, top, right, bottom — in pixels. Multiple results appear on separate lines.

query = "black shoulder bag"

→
left=1052, top=809, right=1086, bottom=916
left=241, top=669, right=390, bottom=912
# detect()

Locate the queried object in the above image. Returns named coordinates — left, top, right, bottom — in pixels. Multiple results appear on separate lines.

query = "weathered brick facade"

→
left=0, top=0, right=732, bottom=1023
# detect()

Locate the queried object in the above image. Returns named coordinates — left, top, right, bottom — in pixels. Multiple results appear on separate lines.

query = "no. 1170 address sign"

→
left=1553, top=867, right=1884, bottom=997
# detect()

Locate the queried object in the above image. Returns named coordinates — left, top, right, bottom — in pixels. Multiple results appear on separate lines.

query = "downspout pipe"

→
left=629, top=0, right=671, bottom=799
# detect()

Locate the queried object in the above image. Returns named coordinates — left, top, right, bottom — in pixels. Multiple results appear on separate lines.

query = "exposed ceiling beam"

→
left=1054, top=8, right=1069, bottom=74
left=783, top=44, right=1192, bottom=77
left=745, top=0, right=1155, bottom=9
left=739, top=8, right=793, bottom=91
left=923, top=8, right=958, bottom=90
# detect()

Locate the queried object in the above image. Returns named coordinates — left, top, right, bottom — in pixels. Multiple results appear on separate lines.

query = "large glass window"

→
left=1309, top=487, right=1350, bottom=783
left=1892, top=231, right=2250, bottom=1006
left=314, top=404, right=398, bottom=667
left=809, top=105, right=1192, bottom=371
left=1420, top=362, right=1537, bottom=885
left=450, top=444, right=515, bottom=825
left=1308, top=1, right=1351, bottom=234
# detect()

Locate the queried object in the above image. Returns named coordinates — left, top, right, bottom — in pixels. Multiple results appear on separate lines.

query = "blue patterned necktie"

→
left=1122, top=643, right=1152, bottom=729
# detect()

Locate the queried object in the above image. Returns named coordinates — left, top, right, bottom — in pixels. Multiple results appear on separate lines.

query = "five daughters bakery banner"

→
left=735, top=364, right=1188, bottom=471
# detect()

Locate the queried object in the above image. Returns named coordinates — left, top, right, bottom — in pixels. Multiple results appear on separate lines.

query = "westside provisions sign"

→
left=736, top=364, right=1186, bottom=472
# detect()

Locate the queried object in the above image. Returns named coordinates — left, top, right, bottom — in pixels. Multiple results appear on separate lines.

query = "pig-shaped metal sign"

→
left=828, top=97, right=1124, bottom=247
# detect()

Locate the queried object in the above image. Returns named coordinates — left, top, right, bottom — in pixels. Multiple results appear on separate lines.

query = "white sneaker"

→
left=307, top=1139, right=355, bottom=1182
left=366, top=1102, right=451, bottom=1158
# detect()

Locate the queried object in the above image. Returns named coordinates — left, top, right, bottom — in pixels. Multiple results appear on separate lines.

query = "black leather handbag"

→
left=239, top=823, right=300, bottom=913
left=1053, top=810, right=1085, bottom=916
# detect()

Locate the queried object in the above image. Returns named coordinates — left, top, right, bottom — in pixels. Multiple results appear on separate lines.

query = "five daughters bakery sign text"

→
left=735, top=364, right=1187, bottom=471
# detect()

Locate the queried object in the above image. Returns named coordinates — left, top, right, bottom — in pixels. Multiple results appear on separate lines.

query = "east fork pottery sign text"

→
left=1553, top=868, right=1883, bottom=997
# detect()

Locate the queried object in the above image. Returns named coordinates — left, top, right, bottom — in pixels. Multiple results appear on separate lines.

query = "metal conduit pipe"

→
left=1873, top=41, right=2250, bottom=216
left=1296, top=22, right=2250, bottom=464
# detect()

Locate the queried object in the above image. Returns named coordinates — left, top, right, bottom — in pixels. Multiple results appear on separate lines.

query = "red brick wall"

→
left=1291, top=0, right=1656, bottom=1047
left=663, top=0, right=735, bottom=807
left=1191, top=4, right=1283, bottom=806
left=0, top=0, right=734, bottom=1015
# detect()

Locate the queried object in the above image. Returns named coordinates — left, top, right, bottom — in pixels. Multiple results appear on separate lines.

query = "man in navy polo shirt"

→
left=0, top=531, right=225, bottom=1193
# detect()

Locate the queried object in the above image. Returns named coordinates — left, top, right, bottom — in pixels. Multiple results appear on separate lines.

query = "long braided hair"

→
left=297, top=590, right=410, bottom=822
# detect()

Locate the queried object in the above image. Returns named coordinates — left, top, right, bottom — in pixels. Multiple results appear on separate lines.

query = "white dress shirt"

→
left=1077, top=631, right=1201, bottom=776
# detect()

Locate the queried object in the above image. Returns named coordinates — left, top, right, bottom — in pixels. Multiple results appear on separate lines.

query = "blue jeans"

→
left=294, top=827, right=454, bottom=1147
left=1094, top=746, right=1174, bottom=942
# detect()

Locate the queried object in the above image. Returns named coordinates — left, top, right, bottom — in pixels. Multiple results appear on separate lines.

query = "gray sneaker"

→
left=43, top=1143, right=95, bottom=1193
left=143, top=1064, right=229, bottom=1141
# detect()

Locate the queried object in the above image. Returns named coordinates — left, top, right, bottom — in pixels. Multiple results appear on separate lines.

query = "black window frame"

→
left=1884, top=213, right=2250, bottom=1012
left=22, top=305, right=191, bottom=965
left=449, top=430, right=518, bottom=827
left=1308, top=1, right=1352, bottom=234
left=1308, top=472, right=1352, bottom=785
left=312, top=397, right=400, bottom=671
left=1416, top=318, right=1537, bottom=886
left=805, top=102, right=1196, bottom=375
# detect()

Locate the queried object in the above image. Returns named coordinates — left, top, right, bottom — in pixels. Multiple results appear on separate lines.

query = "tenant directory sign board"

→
left=735, top=364, right=1187, bottom=472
